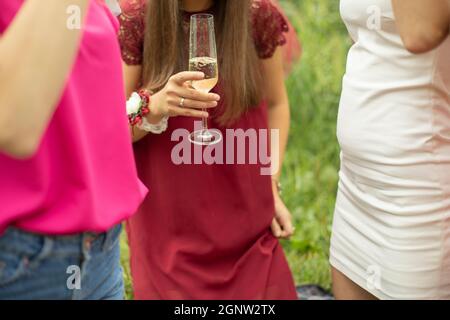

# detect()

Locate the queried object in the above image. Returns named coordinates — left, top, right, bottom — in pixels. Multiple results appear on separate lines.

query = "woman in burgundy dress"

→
left=119, top=0, right=298, bottom=299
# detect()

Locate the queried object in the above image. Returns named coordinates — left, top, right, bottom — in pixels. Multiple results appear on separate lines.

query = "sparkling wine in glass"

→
left=188, top=14, right=222, bottom=146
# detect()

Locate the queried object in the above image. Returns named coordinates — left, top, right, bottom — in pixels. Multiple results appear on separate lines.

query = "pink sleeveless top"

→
left=0, top=0, right=147, bottom=235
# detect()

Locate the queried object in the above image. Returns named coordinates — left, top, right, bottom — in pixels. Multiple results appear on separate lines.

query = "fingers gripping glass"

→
left=188, top=14, right=222, bottom=146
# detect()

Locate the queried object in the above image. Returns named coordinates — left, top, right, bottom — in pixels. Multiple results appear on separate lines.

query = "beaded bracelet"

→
left=126, top=89, right=151, bottom=126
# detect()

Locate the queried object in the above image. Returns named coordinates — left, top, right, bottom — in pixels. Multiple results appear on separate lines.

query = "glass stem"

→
left=202, top=108, right=209, bottom=131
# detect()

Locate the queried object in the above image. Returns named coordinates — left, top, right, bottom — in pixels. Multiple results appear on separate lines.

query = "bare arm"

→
left=262, top=48, right=290, bottom=184
left=261, top=47, right=294, bottom=239
left=0, top=0, right=89, bottom=158
left=392, top=0, right=450, bottom=53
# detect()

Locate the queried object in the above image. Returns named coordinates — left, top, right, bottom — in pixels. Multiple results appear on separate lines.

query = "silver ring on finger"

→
left=179, top=97, right=185, bottom=108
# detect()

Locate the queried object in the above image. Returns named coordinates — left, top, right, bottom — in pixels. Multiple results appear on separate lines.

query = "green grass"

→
left=120, top=0, right=350, bottom=299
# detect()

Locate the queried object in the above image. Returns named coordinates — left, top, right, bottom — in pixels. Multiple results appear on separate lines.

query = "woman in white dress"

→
left=331, top=0, right=450, bottom=299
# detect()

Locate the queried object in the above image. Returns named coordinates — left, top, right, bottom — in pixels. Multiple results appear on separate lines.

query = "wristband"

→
left=137, top=115, right=169, bottom=134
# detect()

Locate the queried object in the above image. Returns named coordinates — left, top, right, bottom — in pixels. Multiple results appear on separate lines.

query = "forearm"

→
left=123, top=64, right=163, bottom=143
left=129, top=93, right=166, bottom=143
left=268, top=102, right=290, bottom=182
left=0, top=0, right=89, bottom=157
left=392, top=0, right=450, bottom=53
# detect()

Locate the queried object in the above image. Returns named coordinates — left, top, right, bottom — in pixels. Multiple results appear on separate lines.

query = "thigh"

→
left=331, top=266, right=378, bottom=300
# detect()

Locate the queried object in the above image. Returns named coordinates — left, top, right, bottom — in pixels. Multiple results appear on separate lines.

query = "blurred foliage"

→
left=277, top=0, right=349, bottom=289
left=120, top=0, right=351, bottom=298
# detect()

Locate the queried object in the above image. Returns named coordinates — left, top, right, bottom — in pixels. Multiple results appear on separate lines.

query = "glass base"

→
left=189, top=129, right=222, bottom=146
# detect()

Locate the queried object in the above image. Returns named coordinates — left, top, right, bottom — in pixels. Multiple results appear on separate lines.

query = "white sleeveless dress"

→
left=331, top=0, right=450, bottom=299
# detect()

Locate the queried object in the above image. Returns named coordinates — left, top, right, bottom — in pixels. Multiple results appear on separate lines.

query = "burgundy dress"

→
left=119, top=0, right=297, bottom=300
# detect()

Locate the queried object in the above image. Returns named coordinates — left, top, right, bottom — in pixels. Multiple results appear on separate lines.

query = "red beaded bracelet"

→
left=127, top=89, right=151, bottom=126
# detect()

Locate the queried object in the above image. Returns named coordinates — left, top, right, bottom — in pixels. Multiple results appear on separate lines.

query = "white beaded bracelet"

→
left=137, top=116, right=169, bottom=134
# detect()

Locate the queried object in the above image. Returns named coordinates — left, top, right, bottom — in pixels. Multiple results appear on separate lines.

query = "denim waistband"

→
left=0, top=224, right=123, bottom=257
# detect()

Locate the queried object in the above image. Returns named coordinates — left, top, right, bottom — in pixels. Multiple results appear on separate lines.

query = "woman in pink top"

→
left=0, top=0, right=148, bottom=299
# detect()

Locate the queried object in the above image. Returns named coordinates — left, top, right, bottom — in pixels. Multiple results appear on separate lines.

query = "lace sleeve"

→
left=118, top=0, right=146, bottom=65
left=251, top=0, right=289, bottom=59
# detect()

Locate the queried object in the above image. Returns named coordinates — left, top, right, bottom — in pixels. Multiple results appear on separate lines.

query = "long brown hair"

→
left=142, top=0, right=263, bottom=126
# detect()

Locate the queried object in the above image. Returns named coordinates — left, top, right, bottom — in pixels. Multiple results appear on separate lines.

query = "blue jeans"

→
left=0, top=224, right=124, bottom=300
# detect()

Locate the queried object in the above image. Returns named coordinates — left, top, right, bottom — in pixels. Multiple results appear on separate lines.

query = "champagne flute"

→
left=188, top=14, right=222, bottom=146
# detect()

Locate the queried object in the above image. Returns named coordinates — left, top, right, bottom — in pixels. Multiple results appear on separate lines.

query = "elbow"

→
left=401, top=27, right=448, bottom=54
left=0, top=123, right=41, bottom=160
left=0, top=136, right=41, bottom=160
left=13, top=137, right=41, bottom=159
left=403, top=37, right=439, bottom=54
left=0, top=96, right=43, bottom=159
left=0, top=84, right=41, bottom=160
